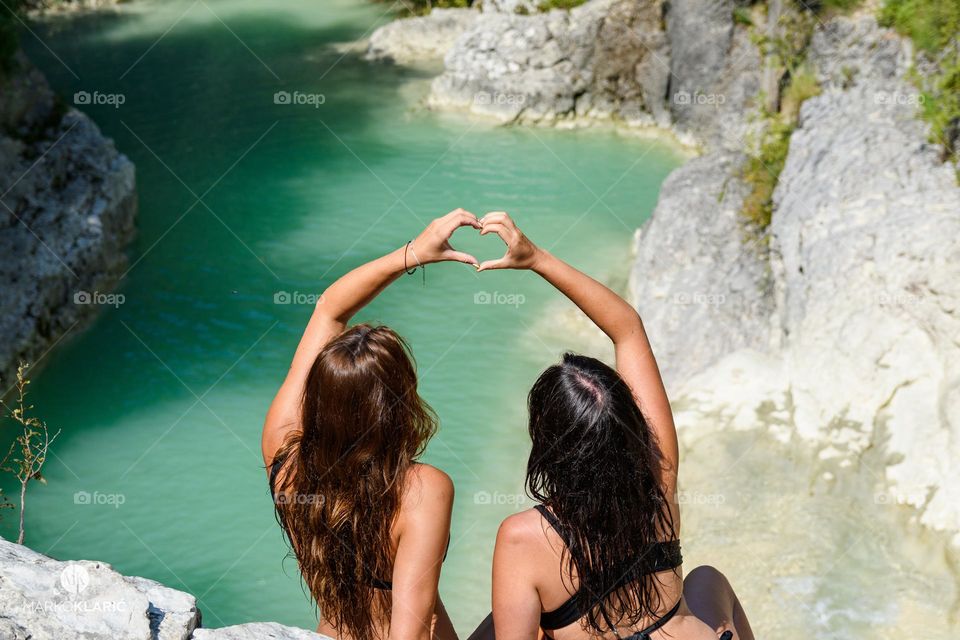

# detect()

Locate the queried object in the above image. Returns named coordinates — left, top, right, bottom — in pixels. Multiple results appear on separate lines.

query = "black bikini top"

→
left=268, top=458, right=449, bottom=591
left=534, top=504, right=683, bottom=632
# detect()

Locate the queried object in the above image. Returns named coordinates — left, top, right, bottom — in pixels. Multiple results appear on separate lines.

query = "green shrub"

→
left=879, top=0, right=960, bottom=53
left=781, top=64, right=822, bottom=121
left=378, top=0, right=474, bottom=18
left=880, top=0, right=960, bottom=161
left=814, top=0, right=865, bottom=13
left=537, top=0, right=587, bottom=10
left=739, top=4, right=829, bottom=229
left=733, top=6, right=754, bottom=26
left=741, top=118, right=795, bottom=229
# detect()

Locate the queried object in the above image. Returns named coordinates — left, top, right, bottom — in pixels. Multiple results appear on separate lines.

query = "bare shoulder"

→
left=403, top=463, right=454, bottom=510
left=496, top=508, right=546, bottom=547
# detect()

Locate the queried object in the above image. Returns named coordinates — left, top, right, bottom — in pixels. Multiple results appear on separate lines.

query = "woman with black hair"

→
left=475, top=212, right=753, bottom=640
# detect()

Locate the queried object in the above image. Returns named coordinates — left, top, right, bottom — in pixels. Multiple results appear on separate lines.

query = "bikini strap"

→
left=534, top=504, right=564, bottom=533
left=623, top=599, right=682, bottom=640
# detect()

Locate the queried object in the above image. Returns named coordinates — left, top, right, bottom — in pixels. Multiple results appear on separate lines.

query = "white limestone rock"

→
left=429, top=0, right=671, bottom=125
left=0, top=535, right=198, bottom=639
left=365, top=8, right=480, bottom=65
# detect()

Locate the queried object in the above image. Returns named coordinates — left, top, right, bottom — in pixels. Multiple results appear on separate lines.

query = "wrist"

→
left=409, top=237, right=435, bottom=265
left=530, top=247, right=551, bottom=273
left=404, top=239, right=428, bottom=270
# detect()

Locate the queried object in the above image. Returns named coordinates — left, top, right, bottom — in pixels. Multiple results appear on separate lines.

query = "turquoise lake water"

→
left=6, top=0, right=684, bottom=632
left=7, top=1, right=958, bottom=638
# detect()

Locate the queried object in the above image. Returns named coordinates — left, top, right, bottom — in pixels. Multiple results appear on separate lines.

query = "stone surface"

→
left=482, top=0, right=539, bottom=13
left=423, top=0, right=763, bottom=144
left=769, top=17, right=960, bottom=531
left=0, top=535, right=332, bottom=639
left=365, top=8, right=480, bottom=65
left=193, top=622, right=329, bottom=640
left=629, top=150, right=775, bottom=390
left=23, top=0, right=122, bottom=15
left=665, top=0, right=762, bottom=147
left=807, top=13, right=910, bottom=88
left=429, top=0, right=671, bottom=125
left=0, top=52, right=136, bottom=386
left=0, top=534, right=198, bottom=639
left=629, top=15, right=960, bottom=534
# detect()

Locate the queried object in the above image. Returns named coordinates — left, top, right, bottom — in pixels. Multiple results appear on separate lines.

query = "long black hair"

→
left=526, top=352, right=676, bottom=633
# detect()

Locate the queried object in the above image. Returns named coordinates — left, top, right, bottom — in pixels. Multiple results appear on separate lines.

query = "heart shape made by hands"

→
left=445, top=224, right=509, bottom=267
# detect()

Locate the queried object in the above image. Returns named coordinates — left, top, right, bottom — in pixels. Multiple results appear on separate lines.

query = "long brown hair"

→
left=272, top=324, right=437, bottom=640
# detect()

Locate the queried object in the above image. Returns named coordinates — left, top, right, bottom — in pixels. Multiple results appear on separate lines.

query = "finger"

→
left=444, top=210, right=481, bottom=233
left=476, top=258, right=508, bottom=272
left=444, top=208, right=479, bottom=224
left=442, top=250, right=479, bottom=265
left=481, top=211, right=515, bottom=230
left=480, top=211, right=507, bottom=225
left=479, top=222, right=514, bottom=245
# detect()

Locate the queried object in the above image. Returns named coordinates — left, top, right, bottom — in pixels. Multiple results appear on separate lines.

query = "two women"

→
left=262, top=210, right=753, bottom=640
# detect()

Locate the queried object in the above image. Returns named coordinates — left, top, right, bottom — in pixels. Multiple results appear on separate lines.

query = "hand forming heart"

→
left=410, top=209, right=540, bottom=272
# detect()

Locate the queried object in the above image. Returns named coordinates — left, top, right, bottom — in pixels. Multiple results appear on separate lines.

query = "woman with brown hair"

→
left=262, top=209, right=482, bottom=640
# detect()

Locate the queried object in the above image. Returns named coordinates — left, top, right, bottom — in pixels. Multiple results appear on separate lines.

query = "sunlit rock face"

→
left=428, top=0, right=674, bottom=126
left=0, top=52, right=137, bottom=386
left=630, top=15, right=960, bottom=536
left=0, top=534, right=332, bottom=639
left=0, top=534, right=198, bottom=639
left=769, top=16, right=960, bottom=532
left=365, top=8, right=480, bottom=66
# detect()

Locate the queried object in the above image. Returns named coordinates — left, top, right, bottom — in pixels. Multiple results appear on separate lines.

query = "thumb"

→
left=476, top=258, right=508, bottom=272
left=443, top=249, right=478, bottom=265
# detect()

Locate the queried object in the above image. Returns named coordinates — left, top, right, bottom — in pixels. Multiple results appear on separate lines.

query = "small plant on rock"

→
left=1, top=362, right=60, bottom=545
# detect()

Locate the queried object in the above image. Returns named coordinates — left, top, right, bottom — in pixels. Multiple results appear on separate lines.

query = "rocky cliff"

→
left=0, top=534, right=328, bottom=639
left=366, top=1, right=960, bottom=539
left=0, top=52, right=136, bottom=387
left=634, top=14, right=960, bottom=537
left=369, top=0, right=763, bottom=143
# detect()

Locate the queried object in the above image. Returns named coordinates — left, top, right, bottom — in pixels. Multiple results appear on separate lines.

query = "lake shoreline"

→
left=367, top=0, right=960, bottom=544
left=1, top=0, right=958, bottom=638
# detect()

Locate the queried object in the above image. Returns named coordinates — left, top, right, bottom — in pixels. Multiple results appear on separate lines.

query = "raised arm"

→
left=477, top=212, right=678, bottom=489
left=261, top=209, right=481, bottom=467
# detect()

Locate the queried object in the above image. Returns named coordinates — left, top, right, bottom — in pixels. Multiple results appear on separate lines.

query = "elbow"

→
left=611, top=311, right=645, bottom=345
left=312, top=298, right=348, bottom=328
